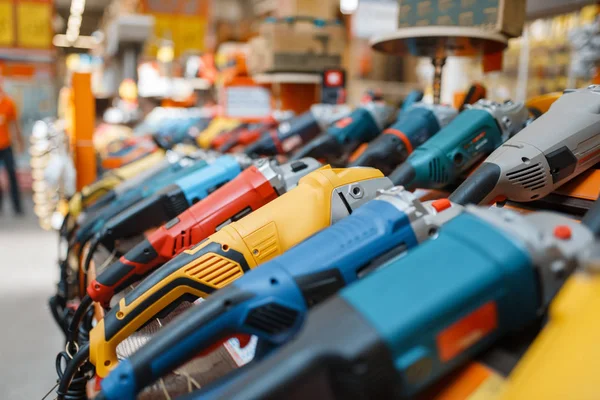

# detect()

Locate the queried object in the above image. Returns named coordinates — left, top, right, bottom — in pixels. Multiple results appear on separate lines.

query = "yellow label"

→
left=16, top=2, right=52, bottom=48
left=0, top=1, right=14, bottom=46
left=174, top=15, right=206, bottom=55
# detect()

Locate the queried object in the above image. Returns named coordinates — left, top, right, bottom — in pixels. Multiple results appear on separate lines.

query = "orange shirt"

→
left=0, top=96, right=17, bottom=149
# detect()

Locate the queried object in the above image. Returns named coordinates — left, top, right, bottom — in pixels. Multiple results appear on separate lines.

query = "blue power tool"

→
left=185, top=205, right=594, bottom=400
left=290, top=102, right=394, bottom=164
left=244, top=104, right=351, bottom=157
left=98, top=188, right=462, bottom=400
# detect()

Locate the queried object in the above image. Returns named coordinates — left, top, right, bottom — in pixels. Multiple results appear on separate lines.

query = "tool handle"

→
left=448, top=162, right=503, bottom=206
left=84, top=190, right=117, bottom=214
left=350, top=106, right=441, bottom=174
left=102, top=272, right=303, bottom=400
left=74, top=189, right=145, bottom=246
left=80, top=177, right=119, bottom=208
left=90, top=235, right=254, bottom=377
left=100, top=184, right=190, bottom=246
left=193, top=296, right=390, bottom=400
left=401, top=90, right=424, bottom=113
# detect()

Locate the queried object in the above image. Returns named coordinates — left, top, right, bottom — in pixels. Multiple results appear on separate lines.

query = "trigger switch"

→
left=290, top=161, right=308, bottom=172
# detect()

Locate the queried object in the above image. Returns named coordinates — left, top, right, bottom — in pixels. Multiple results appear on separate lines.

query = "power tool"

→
left=499, top=198, right=600, bottom=400
left=526, top=91, right=562, bottom=117
left=79, top=150, right=212, bottom=219
left=87, top=166, right=391, bottom=378
left=67, top=150, right=167, bottom=219
left=82, top=154, right=252, bottom=275
left=400, top=89, right=424, bottom=112
left=349, top=103, right=457, bottom=175
left=449, top=86, right=600, bottom=206
left=390, top=100, right=530, bottom=190
left=98, top=188, right=462, bottom=400
left=459, top=83, right=487, bottom=111
left=213, top=114, right=292, bottom=153
left=197, top=117, right=242, bottom=149
left=244, top=104, right=351, bottom=157
left=290, top=102, right=394, bottom=164
left=87, top=158, right=321, bottom=308
left=70, top=156, right=210, bottom=258
left=187, top=205, right=595, bottom=400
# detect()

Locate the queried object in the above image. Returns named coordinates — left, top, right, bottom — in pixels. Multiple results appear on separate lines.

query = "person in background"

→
left=0, top=78, right=24, bottom=215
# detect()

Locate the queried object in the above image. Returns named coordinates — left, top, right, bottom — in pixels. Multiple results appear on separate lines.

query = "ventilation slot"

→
left=184, top=254, right=243, bottom=288
left=244, top=303, right=298, bottom=335
left=507, top=163, right=546, bottom=192
left=428, top=158, right=448, bottom=184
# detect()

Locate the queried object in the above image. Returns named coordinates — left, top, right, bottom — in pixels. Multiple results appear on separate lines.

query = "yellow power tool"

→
left=525, top=92, right=562, bottom=117
left=500, top=243, right=600, bottom=400
left=197, top=117, right=242, bottom=149
left=90, top=165, right=392, bottom=377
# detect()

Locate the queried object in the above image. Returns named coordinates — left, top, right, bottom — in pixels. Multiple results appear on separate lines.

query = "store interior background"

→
left=0, top=0, right=599, bottom=398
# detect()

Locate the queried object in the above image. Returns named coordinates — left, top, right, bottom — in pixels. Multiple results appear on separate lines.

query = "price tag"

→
left=17, top=2, right=52, bottom=48
left=0, top=1, right=14, bottom=47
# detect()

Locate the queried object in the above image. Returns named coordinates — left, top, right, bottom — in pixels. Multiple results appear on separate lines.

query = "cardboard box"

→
left=248, top=18, right=345, bottom=74
left=276, top=0, right=337, bottom=19
left=397, top=0, right=526, bottom=38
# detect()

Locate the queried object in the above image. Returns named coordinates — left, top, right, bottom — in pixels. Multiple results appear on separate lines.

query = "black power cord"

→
left=56, top=344, right=93, bottom=400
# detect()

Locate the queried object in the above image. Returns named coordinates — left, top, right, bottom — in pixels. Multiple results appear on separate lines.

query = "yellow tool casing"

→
left=525, top=92, right=562, bottom=116
left=68, top=150, right=166, bottom=217
left=501, top=251, right=600, bottom=400
left=197, top=117, right=241, bottom=149
left=90, top=165, right=390, bottom=376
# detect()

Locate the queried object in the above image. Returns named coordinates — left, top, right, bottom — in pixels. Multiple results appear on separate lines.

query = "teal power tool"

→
left=186, top=205, right=596, bottom=400
left=449, top=86, right=600, bottom=206
left=290, top=102, right=394, bottom=164
left=349, top=103, right=457, bottom=175
left=97, top=189, right=462, bottom=400
left=390, top=100, right=530, bottom=189
left=244, top=104, right=351, bottom=157
left=400, top=89, right=424, bottom=112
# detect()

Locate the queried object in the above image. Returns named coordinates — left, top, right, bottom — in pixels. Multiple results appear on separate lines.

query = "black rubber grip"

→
left=449, top=162, right=502, bottom=206
left=389, top=163, right=416, bottom=187
left=290, top=134, right=342, bottom=161
left=349, top=134, right=409, bottom=175
left=102, top=184, right=189, bottom=243
left=95, top=239, right=158, bottom=287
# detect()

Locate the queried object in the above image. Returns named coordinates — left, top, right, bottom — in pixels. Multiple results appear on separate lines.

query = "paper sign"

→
left=0, top=1, right=14, bottom=47
left=17, top=2, right=52, bottom=48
